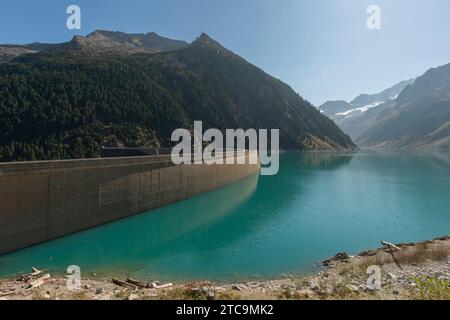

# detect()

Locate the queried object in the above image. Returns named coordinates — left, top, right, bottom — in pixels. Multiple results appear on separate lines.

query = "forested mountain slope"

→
left=0, top=32, right=355, bottom=161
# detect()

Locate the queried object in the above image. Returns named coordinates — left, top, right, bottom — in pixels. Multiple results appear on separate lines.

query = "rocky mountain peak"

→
left=192, top=33, right=221, bottom=47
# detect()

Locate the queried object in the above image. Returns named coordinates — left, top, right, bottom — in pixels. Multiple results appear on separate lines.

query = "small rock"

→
left=296, top=289, right=314, bottom=298
left=387, top=273, right=397, bottom=280
left=44, top=294, right=51, bottom=299
left=231, top=285, right=243, bottom=292
left=322, top=260, right=333, bottom=267
left=128, top=293, right=139, bottom=300
left=201, top=286, right=215, bottom=300
left=325, top=286, right=334, bottom=295
left=201, top=286, right=208, bottom=293
left=95, top=288, right=103, bottom=295
left=83, top=284, right=90, bottom=290
left=207, top=289, right=215, bottom=300
left=364, top=286, right=380, bottom=292
left=334, top=252, right=350, bottom=261
left=308, top=281, right=322, bottom=293
left=214, top=286, right=225, bottom=293
left=347, top=285, right=359, bottom=292
left=322, top=252, right=349, bottom=266
left=359, top=250, right=377, bottom=257
left=393, top=290, right=399, bottom=295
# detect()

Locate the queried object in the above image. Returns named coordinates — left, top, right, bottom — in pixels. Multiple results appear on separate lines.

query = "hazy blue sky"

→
left=1, top=0, right=450, bottom=105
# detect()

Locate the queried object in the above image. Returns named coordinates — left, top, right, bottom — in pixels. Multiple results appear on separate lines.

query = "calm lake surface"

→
left=1, top=152, right=450, bottom=280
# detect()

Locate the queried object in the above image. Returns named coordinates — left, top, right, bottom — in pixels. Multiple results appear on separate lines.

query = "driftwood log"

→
left=0, top=290, right=16, bottom=297
left=126, top=277, right=150, bottom=289
left=17, top=267, right=44, bottom=282
left=381, top=241, right=402, bottom=251
left=381, top=241, right=403, bottom=270
left=151, top=282, right=173, bottom=289
left=112, top=278, right=137, bottom=290
left=27, top=274, right=51, bottom=289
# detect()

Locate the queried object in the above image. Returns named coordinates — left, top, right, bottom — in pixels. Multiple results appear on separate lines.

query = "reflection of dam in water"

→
left=0, top=173, right=259, bottom=276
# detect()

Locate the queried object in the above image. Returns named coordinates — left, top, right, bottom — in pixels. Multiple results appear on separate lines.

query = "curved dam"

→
left=0, top=151, right=260, bottom=255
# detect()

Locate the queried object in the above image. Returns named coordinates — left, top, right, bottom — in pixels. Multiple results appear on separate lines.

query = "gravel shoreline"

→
left=1, top=236, right=449, bottom=300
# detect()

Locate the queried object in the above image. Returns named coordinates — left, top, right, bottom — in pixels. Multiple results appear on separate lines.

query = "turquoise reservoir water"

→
left=1, top=152, right=449, bottom=280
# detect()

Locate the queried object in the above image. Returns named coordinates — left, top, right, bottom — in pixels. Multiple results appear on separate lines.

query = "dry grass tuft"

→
left=366, top=243, right=449, bottom=266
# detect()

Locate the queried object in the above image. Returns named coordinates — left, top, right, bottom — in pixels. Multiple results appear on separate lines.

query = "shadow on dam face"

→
left=0, top=172, right=259, bottom=277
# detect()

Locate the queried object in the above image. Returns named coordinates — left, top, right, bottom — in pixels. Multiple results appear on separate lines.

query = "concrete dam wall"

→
left=0, top=151, right=260, bottom=255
